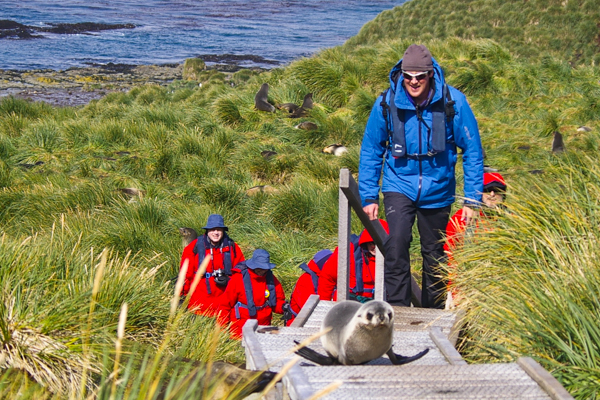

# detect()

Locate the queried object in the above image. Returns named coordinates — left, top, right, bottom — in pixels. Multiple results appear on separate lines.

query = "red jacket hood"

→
left=358, top=219, right=389, bottom=245
left=483, top=172, right=506, bottom=191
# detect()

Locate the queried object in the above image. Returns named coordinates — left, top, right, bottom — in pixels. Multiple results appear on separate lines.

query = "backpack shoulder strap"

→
left=266, top=271, right=277, bottom=308
left=299, top=262, right=319, bottom=293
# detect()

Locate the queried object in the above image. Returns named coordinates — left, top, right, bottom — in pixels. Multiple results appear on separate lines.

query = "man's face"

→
left=403, top=70, right=433, bottom=104
left=482, top=190, right=503, bottom=208
left=207, top=228, right=224, bottom=244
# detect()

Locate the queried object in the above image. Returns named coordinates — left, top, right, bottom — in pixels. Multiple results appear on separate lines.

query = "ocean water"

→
left=0, top=0, right=406, bottom=71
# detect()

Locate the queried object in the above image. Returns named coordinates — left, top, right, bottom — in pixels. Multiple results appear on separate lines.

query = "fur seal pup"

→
left=254, top=83, right=275, bottom=112
left=322, top=144, right=348, bottom=157
left=552, top=131, right=565, bottom=153
left=165, top=359, right=278, bottom=400
left=295, top=121, right=318, bottom=130
left=118, top=187, right=146, bottom=198
left=277, top=93, right=313, bottom=115
left=261, top=150, right=277, bottom=159
left=179, top=227, right=198, bottom=247
left=295, top=300, right=429, bottom=365
left=276, top=102, right=299, bottom=113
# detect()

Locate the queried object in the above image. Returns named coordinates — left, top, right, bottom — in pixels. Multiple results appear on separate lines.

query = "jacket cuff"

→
left=362, top=198, right=379, bottom=207
left=463, top=199, right=481, bottom=208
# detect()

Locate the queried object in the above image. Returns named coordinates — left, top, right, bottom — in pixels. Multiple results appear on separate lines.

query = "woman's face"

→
left=253, top=268, right=268, bottom=276
left=482, top=190, right=503, bottom=208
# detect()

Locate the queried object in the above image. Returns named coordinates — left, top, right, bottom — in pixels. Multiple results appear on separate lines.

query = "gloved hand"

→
left=349, top=294, right=372, bottom=303
left=282, top=301, right=293, bottom=322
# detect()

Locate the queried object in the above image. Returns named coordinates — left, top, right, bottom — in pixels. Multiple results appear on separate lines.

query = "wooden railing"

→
left=337, top=168, right=422, bottom=307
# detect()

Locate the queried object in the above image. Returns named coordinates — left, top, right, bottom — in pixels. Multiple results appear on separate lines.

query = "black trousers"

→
left=383, top=192, right=450, bottom=308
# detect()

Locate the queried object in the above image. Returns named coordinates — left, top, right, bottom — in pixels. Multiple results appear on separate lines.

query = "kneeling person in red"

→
left=217, top=249, right=285, bottom=339
left=284, top=249, right=333, bottom=326
left=318, top=220, right=389, bottom=302
left=180, top=214, right=245, bottom=316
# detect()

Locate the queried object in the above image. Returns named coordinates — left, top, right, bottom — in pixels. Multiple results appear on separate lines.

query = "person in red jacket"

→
left=217, top=249, right=286, bottom=339
left=444, top=172, right=507, bottom=307
left=318, top=220, right=389, bottom=302
left=284, top=249, right=333, bottom=326
left=180, top=214, right=245, bottom=317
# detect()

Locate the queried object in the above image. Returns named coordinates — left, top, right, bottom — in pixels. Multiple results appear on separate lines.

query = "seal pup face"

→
left=356, top=301, right=394, bottom=330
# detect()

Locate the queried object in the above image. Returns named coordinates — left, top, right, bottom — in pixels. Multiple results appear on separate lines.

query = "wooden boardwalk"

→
left=242, top=170, right=573, bottom=399
left=243, top=296, right=573, bottom=399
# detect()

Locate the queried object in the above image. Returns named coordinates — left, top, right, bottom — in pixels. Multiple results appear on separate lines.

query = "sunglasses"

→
left=402, top=70, right=430, bottom=81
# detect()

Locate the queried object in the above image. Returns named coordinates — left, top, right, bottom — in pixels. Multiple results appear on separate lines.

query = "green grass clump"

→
left=451, top=154, right=600, bottom=398
left=1, top=4, right=600, bottom=394
left=346, top=0, right=600, bottom=65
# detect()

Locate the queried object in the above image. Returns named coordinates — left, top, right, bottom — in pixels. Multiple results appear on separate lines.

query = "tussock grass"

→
left=451, top=155, right=600, bottom=397
left=1, top=11, right=600, bottom=395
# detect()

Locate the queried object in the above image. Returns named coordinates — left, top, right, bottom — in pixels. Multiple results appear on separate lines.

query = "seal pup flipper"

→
left=386, top=347, right=429, bottom=365
left=293, top=340, right=339, bottom=365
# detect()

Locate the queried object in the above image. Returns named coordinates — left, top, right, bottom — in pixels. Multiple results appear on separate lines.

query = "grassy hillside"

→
left=346, top=0, right=600, bottom=65
left=1, top=16, right=600, bottom=400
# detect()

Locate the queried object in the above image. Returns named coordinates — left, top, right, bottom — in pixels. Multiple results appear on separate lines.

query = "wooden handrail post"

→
left=374, top=247, right=385, bottom=301
left=338, top=168, right=422, bottom=307
left=337, top=169, right=351, bottom=301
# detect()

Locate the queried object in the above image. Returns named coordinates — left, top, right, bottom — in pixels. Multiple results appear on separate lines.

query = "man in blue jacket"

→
left=359, top=44, right=484, bottom=308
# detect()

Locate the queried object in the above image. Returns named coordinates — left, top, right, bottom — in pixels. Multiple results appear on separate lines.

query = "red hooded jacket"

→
left=318, top=221, right=389, bottom=301
left=444, top=172, right=506, bottom=285
left=287, top=259, right=322, bottom=326
left=217, top=268, right=286, bottom=339
left=180, top=236, right=245, bottom=317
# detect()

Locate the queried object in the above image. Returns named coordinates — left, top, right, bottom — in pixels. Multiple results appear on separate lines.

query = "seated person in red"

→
left=217, top=249, right=286, bottom=339
left=180, top=214, right=245, bottom=316
left=284, top=249, right=333, bottom=326
left=444, top=172, right=507, bottom=307
left=318, top=220, right=389, bottom=302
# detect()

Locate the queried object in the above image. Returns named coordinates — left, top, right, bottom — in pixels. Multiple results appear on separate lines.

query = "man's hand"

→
left=460, top=205, right=476, bottom=225
left=363, top=203, right=379, bottom=220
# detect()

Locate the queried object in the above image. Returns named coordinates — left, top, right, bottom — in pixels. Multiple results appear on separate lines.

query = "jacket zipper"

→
left=415, top=106, right=423, bottom=203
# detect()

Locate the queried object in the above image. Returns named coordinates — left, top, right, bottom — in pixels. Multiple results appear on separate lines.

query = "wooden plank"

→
left=447, top=308, right=465, bottom=347
left=242, top=319, right=268, bottom=370
left=339, top=168, right=422, bottom=307
left=290, top=294, right=320, bottom=328
left=518, top=357, right=574, bottom=400
left=337, top=170, right=351, bottom=302
left=374, top=247, right=385, bottom=301
left=429, top=326, right=467, bottom=365
left=283, top=364, right=317, bottom=400
left=242, top=320, right=281, bottom=400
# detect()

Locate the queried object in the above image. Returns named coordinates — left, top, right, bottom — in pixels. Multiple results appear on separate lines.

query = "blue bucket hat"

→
left=313, top=249, right=333, bottom=269
left=246, top=249, right=276, bottom=270
left=202, top=214, right=228, bottom=231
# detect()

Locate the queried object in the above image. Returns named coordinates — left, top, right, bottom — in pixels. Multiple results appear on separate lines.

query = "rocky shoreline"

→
left=0, top=55, right=279, bottom=107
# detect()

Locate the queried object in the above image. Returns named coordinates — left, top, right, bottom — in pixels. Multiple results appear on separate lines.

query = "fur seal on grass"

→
left=295, top=121, right=318, bottom=130
left=277, top=93, right=313, bottom=115
left=552, top=131, right=565, bottom=153
left=276, top=102, right=299, bottom=113
left=300, top=93, right=313, bottom=110
left=295, top=300, right=429, bottom=365
left=254, top=83, right=275, bottom=112
left=179, top=227, right=198, bottom=247
left=322, top=144, right=348, bottom=156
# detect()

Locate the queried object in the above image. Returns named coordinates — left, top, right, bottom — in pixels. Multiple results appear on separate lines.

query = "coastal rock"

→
left=0, top=20, right=135, bottom=39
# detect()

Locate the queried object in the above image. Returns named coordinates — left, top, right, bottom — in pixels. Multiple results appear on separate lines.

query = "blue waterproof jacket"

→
left=359, top=57, right=484, bottom=209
